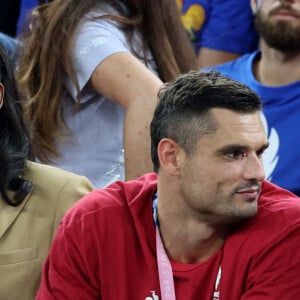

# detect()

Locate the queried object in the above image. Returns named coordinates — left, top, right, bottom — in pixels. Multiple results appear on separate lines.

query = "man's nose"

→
left=243, top=154, right=265, bottom=182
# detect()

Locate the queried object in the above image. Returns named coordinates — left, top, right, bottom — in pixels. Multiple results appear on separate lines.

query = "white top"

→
left=51, top=2, right=157, bottom=188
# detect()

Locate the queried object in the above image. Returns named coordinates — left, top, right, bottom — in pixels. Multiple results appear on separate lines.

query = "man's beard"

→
left=255, top=9, right=300, bottom=51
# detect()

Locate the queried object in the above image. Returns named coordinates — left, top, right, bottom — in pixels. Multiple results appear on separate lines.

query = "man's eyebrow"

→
left=216, top=144, right=247, bottom=154
left=260, top=142, right=270, bottom=152
left=216, top=142, right=269, bottom=153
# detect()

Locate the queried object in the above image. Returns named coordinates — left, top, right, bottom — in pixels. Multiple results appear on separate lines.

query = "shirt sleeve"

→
left=66, top=13, right=130, bottom=103
left=198, top=0, right=259, bottom=54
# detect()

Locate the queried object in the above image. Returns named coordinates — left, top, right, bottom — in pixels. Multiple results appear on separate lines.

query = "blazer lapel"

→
left=0, top=191, right=31, bottom=239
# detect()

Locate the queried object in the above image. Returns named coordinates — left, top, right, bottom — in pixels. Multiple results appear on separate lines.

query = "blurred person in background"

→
left=17, top=0, right=197, bottom=188
left=177, top=0, right=259, bottom=68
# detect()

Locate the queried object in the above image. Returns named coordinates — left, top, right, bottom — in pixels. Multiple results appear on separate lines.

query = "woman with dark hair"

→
left=0, top=44, right=32, bottom=205
left=17, top=0, right=197, bottom=188
left=0, top=46, right=94, bottom=299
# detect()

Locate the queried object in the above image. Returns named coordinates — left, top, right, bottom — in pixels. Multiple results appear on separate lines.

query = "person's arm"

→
left=197, top=48, right=240, bottom=68
left=90, top=52, right=163, bottom=181
left=197, top=0, right=258, bottom=68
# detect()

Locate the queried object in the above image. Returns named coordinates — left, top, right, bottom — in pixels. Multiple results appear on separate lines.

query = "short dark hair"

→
left=150, top=70, right=262, bottom=172
left=0, top=46, right=32, bottom=206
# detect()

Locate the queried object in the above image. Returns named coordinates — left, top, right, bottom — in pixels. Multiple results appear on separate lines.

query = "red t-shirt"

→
left=36, top=173, right=300, bottom=299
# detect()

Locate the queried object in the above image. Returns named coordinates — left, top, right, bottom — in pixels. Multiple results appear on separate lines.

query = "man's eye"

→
left=226, top=150, right=247, bottom=160
left=256, top=149, right=265, bottom=159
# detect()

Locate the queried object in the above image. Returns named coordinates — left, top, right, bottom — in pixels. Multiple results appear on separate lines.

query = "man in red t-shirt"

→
left=37, top=70, right=300, bottom=299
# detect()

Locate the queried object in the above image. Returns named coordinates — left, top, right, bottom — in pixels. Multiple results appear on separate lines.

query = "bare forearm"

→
left=90, top=52, right=163, bottom=180
left=197, top=48, right=241, bottom=69
left=123, top=104, right=154, bottom=180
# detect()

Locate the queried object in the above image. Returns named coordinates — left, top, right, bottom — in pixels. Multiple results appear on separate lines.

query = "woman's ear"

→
left=0, top=83, right=4, bottom=109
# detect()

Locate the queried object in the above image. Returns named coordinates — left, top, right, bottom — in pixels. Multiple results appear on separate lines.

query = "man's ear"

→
left=157, top=138, right=183, bottom=176
left=0, top=83, right=4, bottom=109
left=250, top=0, right=259, bottom=15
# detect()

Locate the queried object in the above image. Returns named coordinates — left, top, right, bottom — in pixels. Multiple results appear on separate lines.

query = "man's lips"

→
left=270, top=9, right=300, bottom=20
left=236, top=188, right=260, bottom=200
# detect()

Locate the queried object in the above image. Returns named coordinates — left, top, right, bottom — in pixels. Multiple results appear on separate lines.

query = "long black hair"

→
left=0, top=46, right=33, bottom=206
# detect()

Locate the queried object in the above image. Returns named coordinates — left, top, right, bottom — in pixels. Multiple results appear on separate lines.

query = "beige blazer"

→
left=0, top=161, right=94, bottom=300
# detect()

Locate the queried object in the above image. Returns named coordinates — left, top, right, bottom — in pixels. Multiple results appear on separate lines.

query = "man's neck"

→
left=253, top=41, right=300, bottom=86
left=156, top=198, right=230, bottom=264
